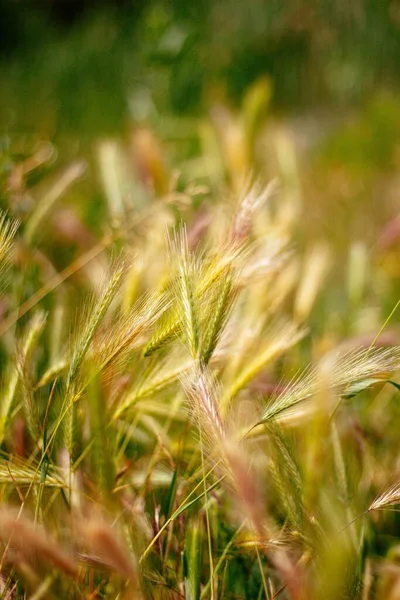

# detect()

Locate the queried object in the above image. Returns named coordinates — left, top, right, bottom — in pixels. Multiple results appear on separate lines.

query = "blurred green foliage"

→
left=2, top=0, right=400, bottom=143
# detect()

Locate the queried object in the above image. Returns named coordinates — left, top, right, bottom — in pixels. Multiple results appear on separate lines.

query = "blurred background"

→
left=1, top=0, right=400, bottom=305
left=3, top=0, right=400, bottom=131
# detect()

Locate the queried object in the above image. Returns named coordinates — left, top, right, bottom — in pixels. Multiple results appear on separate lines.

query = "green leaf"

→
left=342, top=378, right=382, bottom=399
left=184, top=515, right=203, bottom=600
left=342, top=378, right=400, bottom=399
left=386, top=379, right=400, bottom=392
left=162, top=466, right=179, bottom=520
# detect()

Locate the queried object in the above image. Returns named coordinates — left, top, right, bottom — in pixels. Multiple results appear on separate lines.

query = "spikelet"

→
left=143, top=241, right=244, bottom=357
left=201, top=270, right=237, bottom=366
left=182, top=368, right=305, bottom=600
left=0, top=212, right=18, bottom=293
left=35, top=359, right=67, bottom=390
left=91, top=290, right=169, bottom=379
left=182, top=367, right=263, bottom=529
left=266, top=424, right=304, bottom=527
left=0, top=455, right=64, bottom=488
left=64, top=264, right=125, bottom=474
left=0, top=312, right=47, bottom=445
left=172, top=228, right=201, bottom=359
left=223, top=320, right=306, bottom=411
left=261, top=346, right=400, bottom=424
left=144, top=183, right=274, bottom=357
left=182, top=367, right=226, bottom=453
left=369, top=481, right=400, bottom=512
left=114, top=352, right=194, bottom=418
left=66, top=260, right=126, bottom=388
left=230, top=180, right=277, bottom=245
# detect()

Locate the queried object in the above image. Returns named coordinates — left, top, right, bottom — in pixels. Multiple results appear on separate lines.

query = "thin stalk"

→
left=201, top=523, right=244, bottom=599
left=200, top=426, right=214, bottom=600
left=368, top=298, right=400, bottom=350
left=255, top=544, right=270, bottom=599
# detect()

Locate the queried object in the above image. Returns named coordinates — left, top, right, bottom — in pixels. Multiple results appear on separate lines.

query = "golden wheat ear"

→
left=0, top=212, right=18, bottom=297
left=66, top=259, right=127, bottom=389
left=170, top=227, right=201, bottom=359
left=0, top=311, right=47, bottom=446
left=144, top=183, right=276, bottom=359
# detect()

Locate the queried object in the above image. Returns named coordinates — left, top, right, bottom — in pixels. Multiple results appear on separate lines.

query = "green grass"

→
left=1, top=110, right=400, bottom=600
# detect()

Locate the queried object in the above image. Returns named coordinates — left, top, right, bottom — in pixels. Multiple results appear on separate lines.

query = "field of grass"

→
left=1, top=91, right=400, bottom=600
